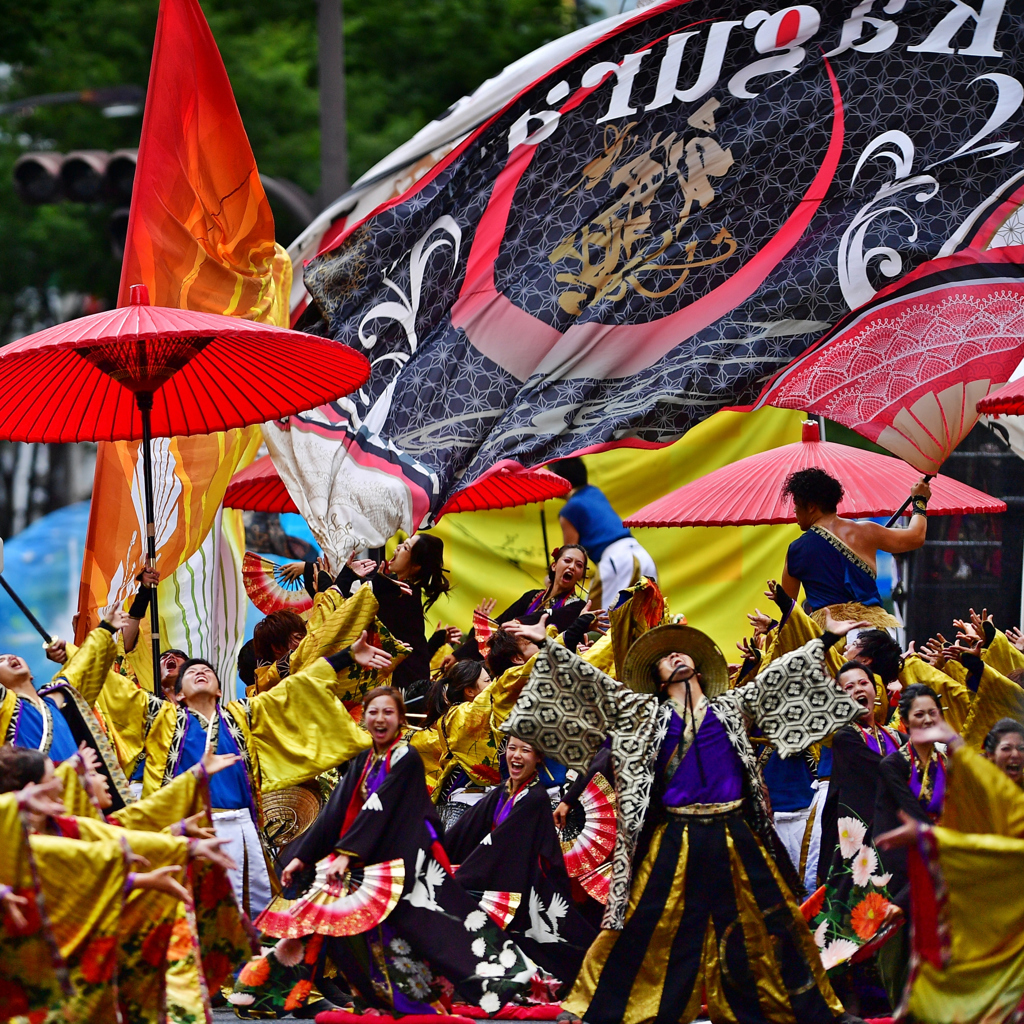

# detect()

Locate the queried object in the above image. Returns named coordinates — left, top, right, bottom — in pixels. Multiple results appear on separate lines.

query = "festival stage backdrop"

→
left=74, top=0, right=290, bottom=692
left=267, top=0, right=1024, bottom=566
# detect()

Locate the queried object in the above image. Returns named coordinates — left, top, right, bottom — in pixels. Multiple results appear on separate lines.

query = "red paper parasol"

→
left=0, top=285, right=370, bottom=689
left=976, top=377, right=1024, bottom=416
left=624, top=421, right=1006, bottom=528
left=225, top=455, right=570, bottom=519
left=225, top=455, right=299, bottom=514
left=436, top=465, right=570, bottom=518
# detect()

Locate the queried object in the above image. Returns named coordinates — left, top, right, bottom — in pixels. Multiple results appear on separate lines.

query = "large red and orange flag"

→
left=76, top=0, right=289, bottom=686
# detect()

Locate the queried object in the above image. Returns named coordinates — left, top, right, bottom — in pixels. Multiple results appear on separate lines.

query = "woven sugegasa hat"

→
left=621, top=624, right=730, bottom=698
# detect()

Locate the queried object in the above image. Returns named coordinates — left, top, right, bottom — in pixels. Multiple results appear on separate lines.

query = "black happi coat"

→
left=497, top=591, right=586, bottom=632
left=282, top=744, right=537, bottom=1009
left=445, top=777, right=596, bottom=993
left=819, top=725, right=905, bottom=895
left=872, top=749, right=941, bottom=912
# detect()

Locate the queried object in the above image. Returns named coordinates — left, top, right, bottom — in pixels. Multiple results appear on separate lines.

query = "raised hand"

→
left=746, top=608, right=773, bottom=637
left=1, top=889, right=29, bottom=930
left=553, top=802, right=570, bottom=830
left=875, top=810, right=921, bottom=851
left=350, top=631, right=393, bottom=673
left=44, top=639, right=68, bottom=665
left=503, top=614, right=550, bottom=646
left=177, top=812, right=215, bottom=840
left=132, top=865, right=189, bottom=902
left=200, top=751, right=243, bottom=777
left=74, top=741, right=100, bottom=777
left=1008, top=627, right=1024, bottom=653
left=17, top=777, right=66, bottom=818
left=349, top=559, right=378, bottom=579
left=474, top=598, right=498, bottom=622
left=280, top=857, right=305, bottom=888
left=98, top=603, right=129, bottom=633
left=823, top=611, right=872, bottom=637
left=189, top=836, right=238, bottom=872
left=443, top=624, right=464, bottom=646
left=324, top=853, right=350, bottom=891
left=909, top=720, right=963, bottom=752
left=279, top=562, right=305, bottom=583
left=137, top=567, right=160, bottom=588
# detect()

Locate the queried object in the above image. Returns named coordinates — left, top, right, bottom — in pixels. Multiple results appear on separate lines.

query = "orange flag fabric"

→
left=76, top=0, right=290, bottom=641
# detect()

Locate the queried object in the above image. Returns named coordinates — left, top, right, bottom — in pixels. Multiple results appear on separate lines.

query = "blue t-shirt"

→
left=15, top=696, right=79, bottom=762
left=762, top=751, right=815, bottom=812
left=559, top=485, right=631, bottom=562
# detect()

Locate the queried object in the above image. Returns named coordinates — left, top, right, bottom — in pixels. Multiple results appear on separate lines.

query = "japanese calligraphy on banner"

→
left=266, top=0, right=1024, bottom=561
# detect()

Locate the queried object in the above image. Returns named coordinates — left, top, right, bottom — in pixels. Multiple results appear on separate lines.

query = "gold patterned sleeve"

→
left=941, top=744, right=1024, bottom=838
left=762, top=601, right=847, bottom=679
left=900, top=656, right=974, bottom=735
left=50, top=627, right=117, bottom=706
left=963, top=662, right=1024, bottom=749
left=244, top=658, right=372, bottom=791
left=982, top=629, right=1024, bottom=678
left=110, top=767, right=204, bottom=832
left=289, top=585, right=380, bottom=673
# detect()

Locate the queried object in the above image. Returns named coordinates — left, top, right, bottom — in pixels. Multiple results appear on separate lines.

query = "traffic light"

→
left=13, top=149, right=137, bottom=205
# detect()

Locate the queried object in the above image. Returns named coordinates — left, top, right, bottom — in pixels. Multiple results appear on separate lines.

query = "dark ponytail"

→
left=409, top=532, right=451, bottom=611
left=424, top=660, right=487, bottom=728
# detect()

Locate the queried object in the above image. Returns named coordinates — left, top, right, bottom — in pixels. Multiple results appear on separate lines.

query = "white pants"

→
left=213, top=809, right=273, bottom=918
left=804, top=781, right=827, bottom=893
left=596, top=537, right=658, bottom=610
left=774, top=806, right=813, bottom=897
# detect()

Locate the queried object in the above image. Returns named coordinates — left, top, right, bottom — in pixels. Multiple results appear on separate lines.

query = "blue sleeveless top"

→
left=785, top=525, right=882, bottom=611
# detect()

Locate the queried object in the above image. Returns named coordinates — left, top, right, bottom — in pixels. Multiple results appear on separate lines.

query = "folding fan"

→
left=477, top=890, right=522, bottom=929
left=242, top=552, right=314, bottom=615
left=559, top=773, right=617, bottom=878
left=576, top=862, right=612, bottom=904
left=256, top=856, right=405, bottom=938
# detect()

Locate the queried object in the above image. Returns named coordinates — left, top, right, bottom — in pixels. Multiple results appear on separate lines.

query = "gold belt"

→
left=665, top=798, right=743, bottom=816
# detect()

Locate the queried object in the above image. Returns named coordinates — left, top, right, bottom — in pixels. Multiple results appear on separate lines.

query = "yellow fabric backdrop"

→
left=430, top=407, right=805, bottom=655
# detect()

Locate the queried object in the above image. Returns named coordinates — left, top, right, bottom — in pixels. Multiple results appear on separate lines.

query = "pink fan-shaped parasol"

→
left=559, top=773, right=617, bottom=879
left=624, top=421, right=1005, bottom=528
left=256, top=856, right=405, bottom=938
left=241, top=552, right=314, bottom=615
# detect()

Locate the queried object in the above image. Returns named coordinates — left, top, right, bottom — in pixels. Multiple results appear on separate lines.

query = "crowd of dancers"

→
left=2, top=462, right=1024, bottom=1024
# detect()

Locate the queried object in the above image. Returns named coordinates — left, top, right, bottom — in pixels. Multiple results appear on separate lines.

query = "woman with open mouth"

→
left=495, top=543, right=590, bottom=633
left=445, top=734, right=596, bottom=997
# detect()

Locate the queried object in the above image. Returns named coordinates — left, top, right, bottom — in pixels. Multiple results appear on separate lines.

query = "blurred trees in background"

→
left=0, top=0, right=576, bottom=532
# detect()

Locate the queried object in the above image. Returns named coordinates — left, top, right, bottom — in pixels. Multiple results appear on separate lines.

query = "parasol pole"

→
left=0, top=575, right=53, bottom=644
left=136, top=390, right=163, bottom=695
left=884, top=473, right=935, bottom=528
left=540, top=503, right=550, bottom=562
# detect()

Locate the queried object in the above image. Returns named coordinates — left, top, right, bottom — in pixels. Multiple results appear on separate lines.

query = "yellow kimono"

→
left=981, top=628, right=1024, bottom=678
left=903, top=746, right=1024, bottom=1023
left=252, top=584, right=383, bottom=694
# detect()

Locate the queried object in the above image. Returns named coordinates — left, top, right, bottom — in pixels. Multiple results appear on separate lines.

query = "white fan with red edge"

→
left=256, top=855, right=404, bottom=938
left=242, top=552, right=314, bottom=615
left=559, top=773, right=617, bottom=879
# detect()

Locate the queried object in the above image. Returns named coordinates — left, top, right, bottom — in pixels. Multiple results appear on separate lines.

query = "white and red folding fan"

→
left=478, top=890, right=522, bottom=929
left=576, top=861, right=612, bottom=905
left=256, top=856, right=405, bottom=938
left=559, top=773, right=617, bottom=879
left=242, top=552, right=314, bottom=615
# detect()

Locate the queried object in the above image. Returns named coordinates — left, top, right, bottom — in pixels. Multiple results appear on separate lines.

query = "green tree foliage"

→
left=0, top=0, right=576, bottom=337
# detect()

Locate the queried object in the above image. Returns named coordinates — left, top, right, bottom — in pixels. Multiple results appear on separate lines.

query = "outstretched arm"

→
left=855, top=478, right=931, bottom=554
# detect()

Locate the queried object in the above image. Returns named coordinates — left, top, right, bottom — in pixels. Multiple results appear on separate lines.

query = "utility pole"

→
left=317, top=0, right=349, bottom=210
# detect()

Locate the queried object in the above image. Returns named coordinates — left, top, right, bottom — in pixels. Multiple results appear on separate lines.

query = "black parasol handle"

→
left=0, top=573, right=54, bottom=643
left=884, top=474, right=935, bottom=528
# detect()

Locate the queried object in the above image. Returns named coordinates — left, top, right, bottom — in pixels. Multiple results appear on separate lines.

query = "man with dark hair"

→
left=781, top=467, right=930, bottom=630
left=549, top=457, right=657, bottom=610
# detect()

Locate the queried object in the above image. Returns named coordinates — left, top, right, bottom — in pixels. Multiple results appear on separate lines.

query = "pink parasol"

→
left=624, top=421, right=1005, bottom=528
